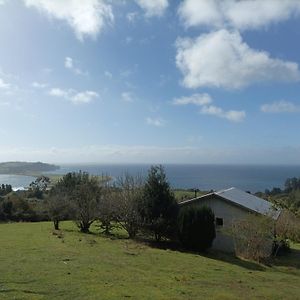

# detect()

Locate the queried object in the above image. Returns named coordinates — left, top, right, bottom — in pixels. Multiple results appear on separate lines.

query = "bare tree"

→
left=114, top=173, right=144, bottom=238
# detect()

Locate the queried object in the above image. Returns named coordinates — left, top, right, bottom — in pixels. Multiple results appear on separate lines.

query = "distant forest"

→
left=0, top=162, right=59, bottom=175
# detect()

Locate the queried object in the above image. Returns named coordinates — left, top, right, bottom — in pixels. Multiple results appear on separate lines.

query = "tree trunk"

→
left=53, top=220, right=59, bottom=230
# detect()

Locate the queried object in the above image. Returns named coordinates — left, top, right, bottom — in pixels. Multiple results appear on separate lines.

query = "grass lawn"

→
left=0, top=222, right=299, bottom=299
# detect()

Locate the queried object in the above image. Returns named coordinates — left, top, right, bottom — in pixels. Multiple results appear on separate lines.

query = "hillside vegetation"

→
left=0, top=161, right=59, bottom=176
left=0, top=221, right=299, bottom=300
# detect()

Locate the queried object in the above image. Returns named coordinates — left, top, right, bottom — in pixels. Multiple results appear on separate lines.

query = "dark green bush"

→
left=178, top=205, right=216, bottom=251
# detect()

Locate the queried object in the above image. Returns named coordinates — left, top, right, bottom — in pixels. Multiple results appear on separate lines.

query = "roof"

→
left=180, top=187, right=281, bottom=220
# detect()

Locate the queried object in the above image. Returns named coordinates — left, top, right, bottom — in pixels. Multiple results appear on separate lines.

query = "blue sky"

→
left=0, top=0, right=300, bottom=164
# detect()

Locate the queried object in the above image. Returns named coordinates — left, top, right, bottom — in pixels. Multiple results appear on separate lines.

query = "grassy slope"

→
left=0, top=222, right=299, bottom=300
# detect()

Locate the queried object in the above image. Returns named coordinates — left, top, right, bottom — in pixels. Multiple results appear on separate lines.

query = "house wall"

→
left=181, top=196, right=252, bottom=252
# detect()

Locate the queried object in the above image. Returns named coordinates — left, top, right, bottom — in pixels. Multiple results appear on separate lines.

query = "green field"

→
left=0, top=222, right=299, bottom=299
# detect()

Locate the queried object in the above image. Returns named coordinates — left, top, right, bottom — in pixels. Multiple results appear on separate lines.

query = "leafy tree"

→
left=178, top=205, right=216, bottom=251
left=28, top=176, right=50, bottom=199
left=52, top=172, right=102, bottom=233
left=47, top=184, right=70, bottom=230
left=0, top=184, right=12, bottom=196
left=140, top=165, right=178, bottom=241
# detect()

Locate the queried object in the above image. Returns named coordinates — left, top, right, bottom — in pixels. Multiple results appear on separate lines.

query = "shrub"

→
left=229, top=214, right=274, bottom=261
left=178, top=205, right=216, bottom=251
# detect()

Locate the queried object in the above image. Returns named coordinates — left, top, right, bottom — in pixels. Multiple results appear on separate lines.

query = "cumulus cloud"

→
left=146, top=117, right=166, bottom=127
left=126, top=11, right=139, bottom=23
left=24, top=0, right=114, bottom=40
left=0, top=78, right=10, bottom=90
left=64, top=56, right=87, bottom=75
left=176, top=29, right=300, bottom=89
left=200, top=105, right=245, bottom=122
left=104, top=71, right=112, bottom=79
left=172, top=93, right=245, bottom=122
left=121, top=92, right=134, bottom=103
left=261, top=100, right=300, bottom=113
left=49, top=88, right=99, bottom=104
left=72, top=91, right=99, bottom=104
left=32, top=81, right=47, bottom=88
left=178, top=0, right=300, bottom=31
left=64, top=57, right=73, bottom=69
left=172, top=93, right=212, bottom=106
left=135, top=0, right=168, bottom=17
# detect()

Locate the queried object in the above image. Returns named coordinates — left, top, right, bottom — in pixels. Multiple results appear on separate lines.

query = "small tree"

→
left=28, top=176, right=50, bottom=199
left=114, top=173, right=143, bottom=238
left=47, top=185, right=70, bottom=230
left=140, top=165, right=178, bottom=241
left=97, top=184, right=117, bottom=235
left=52, top=172, right=102, bottom=233
left=178, top=205, right=216, bottom=251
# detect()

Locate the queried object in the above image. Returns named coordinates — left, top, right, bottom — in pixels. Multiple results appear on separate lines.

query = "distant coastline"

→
left=0, top=161, right=60, bottom=177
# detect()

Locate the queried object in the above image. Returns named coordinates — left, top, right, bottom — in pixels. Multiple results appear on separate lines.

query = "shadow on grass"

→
left=271, top=247, right=300, bottom=270
left=142, top=239, right=266, bottom=271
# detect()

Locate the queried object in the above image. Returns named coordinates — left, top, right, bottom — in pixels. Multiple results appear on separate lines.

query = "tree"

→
left=178, top=205, right=216, bottom=251
left=0, top=184, right=12, bottom=196
left=52, top=172, right=102, bottom=233
left=28, top=176, right=50, bottom=199
left=47, top=184, right=70, bottom=230
left=114, top=173, right=143, bottom=238
left=140, top=165, right=178, bottom=241
left=97, top=184, right=117, bottom=235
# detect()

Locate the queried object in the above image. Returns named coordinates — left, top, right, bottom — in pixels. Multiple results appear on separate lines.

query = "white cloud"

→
left=261, top=100, right=300, bottom=113
left=24, top=0, right=114, bottom=40
left=178, top=0, right=300, bottom=31
left=135, top=0, right=168, bottom=17
left=64, top=56, right=87, bottom=75
left=1, top=144, right=300, bottom=164
left=0, top=78, right=10, bottom=90
left=64, top=56, right=73, bottom=69
left=201, top=105, right=246, bottom=122
left=172, top=92, right=245, bottom=122
left=172, top=93, right=212, bottom=106
left=49, top=87, right=70, bottom=98
left=32, top=81, right=47, bottom=88
left=121, top=92, right=134, bottom=103
left=146, top=117, right=166, bottom=127
left=176, top=29, right=300, bottom=89
left=72, top=91, right=99, bottom=104
left=49, top=88, right=99, bottom=104
left=127, top=11, right=139, bottom=23
left=104, top=71, right=112, bottom=79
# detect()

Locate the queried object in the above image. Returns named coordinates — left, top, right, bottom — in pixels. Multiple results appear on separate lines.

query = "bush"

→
left=178, top=205, right=216, bottom=251
left=229, top=214, right=274, bottom=261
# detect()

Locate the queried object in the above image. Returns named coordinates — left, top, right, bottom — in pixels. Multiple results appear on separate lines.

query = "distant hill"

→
left=0, top=162, right=60, bottom=175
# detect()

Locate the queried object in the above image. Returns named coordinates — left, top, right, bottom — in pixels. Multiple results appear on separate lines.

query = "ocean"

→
left=2, top=164, right=300, bottom=193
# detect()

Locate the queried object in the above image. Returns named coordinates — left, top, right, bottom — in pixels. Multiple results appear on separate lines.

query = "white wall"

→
left=183, top=196, right=250, bottom=252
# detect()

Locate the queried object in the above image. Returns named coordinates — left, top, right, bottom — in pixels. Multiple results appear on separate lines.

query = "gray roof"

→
left=180, top=187, right=281, bottom=219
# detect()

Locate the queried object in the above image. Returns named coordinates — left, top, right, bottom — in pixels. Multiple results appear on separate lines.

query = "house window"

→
left=216, top=217, right=223, bottom=226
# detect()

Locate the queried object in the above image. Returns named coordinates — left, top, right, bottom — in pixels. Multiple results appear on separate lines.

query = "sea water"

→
left=2, top=164, right=300, bottom=193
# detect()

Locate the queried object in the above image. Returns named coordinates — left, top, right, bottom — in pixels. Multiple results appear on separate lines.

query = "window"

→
left=216, top=217, right=223, bottom=226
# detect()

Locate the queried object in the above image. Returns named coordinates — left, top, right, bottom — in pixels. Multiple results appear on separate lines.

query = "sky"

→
left=0, top=0, right=300, bottom=164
